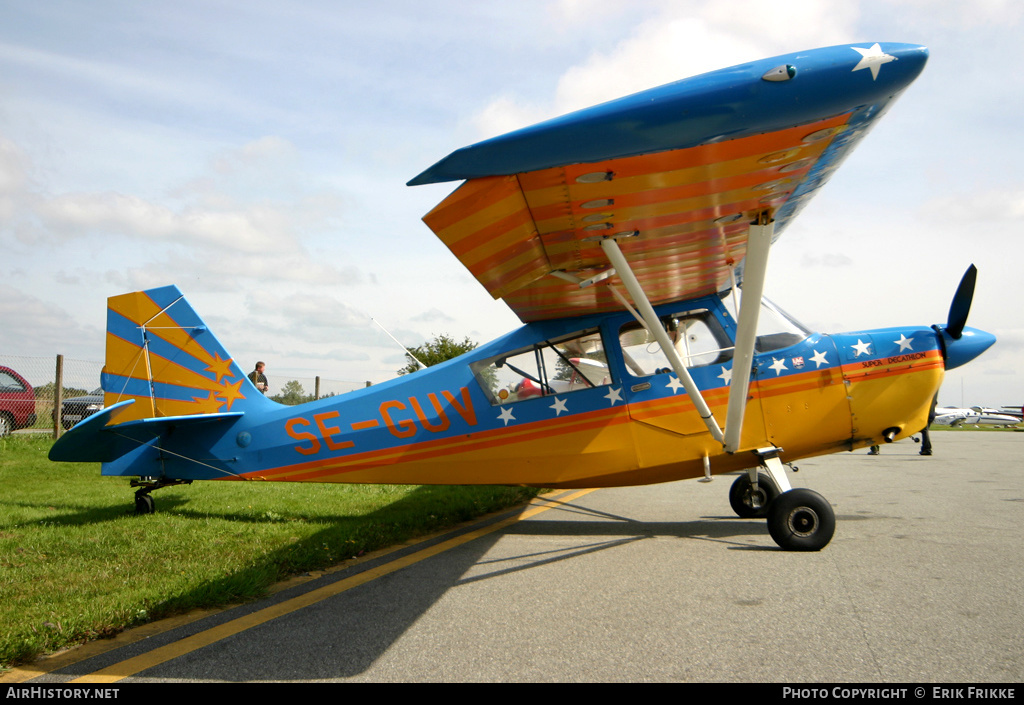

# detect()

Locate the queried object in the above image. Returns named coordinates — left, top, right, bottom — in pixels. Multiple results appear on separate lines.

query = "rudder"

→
left=102, top=285, right=275, bottom=424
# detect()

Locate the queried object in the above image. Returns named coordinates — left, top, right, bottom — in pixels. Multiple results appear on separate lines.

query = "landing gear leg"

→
left=739, top=447, right=836, bottom=550
left=767, top=488, right=835, bottom=551
left=730, top=447, right=793, bottom=517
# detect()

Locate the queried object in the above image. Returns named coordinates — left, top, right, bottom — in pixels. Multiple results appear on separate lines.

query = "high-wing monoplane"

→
left=50, top=43, right=996, bottom=550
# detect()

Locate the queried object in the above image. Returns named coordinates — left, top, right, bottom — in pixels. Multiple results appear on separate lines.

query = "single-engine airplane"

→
left=50, top=43, right=996, bottom=551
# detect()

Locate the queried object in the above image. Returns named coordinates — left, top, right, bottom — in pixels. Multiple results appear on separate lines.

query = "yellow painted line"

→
left=67, top=489, right=597, bottom=684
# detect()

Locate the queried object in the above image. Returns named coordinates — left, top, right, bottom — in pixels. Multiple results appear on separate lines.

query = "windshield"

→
left=720, top=290, right=811, bottom=352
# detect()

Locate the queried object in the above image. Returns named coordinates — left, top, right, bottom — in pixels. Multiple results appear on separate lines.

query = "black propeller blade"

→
left=945, top=264, right=977, bottom=340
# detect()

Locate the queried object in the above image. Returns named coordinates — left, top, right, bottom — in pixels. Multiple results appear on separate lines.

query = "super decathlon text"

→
left=5, top=688, right=119, bottom=699
left=860, top=352, right=928, bottom=368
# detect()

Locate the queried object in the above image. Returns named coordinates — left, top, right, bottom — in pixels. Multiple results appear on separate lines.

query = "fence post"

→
left=54, top=354, right=64, bottom=439
left=315, top=376, right=321, bottom=400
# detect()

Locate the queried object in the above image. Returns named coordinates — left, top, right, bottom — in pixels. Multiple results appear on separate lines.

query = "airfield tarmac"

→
left=9, top=431, right=1023, bottom=683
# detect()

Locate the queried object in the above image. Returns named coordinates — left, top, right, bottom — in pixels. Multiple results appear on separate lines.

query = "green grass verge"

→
left=0, top=433, right=539, bottom=669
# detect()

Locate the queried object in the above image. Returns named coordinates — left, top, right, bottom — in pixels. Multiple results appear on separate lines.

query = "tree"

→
left=397, top=334, right=479, bottom=376
left=270, top=380, right=313, bottom=406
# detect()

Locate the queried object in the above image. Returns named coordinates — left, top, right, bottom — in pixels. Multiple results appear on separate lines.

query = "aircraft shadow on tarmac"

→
left=57, top=495, right=802, bottom=681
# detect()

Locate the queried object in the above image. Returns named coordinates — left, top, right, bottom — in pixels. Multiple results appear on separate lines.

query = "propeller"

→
left=944, top=264, right=977, bottom=340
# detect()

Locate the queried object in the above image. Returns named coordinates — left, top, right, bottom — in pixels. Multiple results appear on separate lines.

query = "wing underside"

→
left=414, top=43, right=928, bottom=323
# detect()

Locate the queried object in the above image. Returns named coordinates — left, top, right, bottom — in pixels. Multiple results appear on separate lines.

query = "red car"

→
left=0, top=366, right=37, bottom=436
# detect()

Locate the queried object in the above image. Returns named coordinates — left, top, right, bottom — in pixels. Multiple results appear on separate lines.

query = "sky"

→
left=1, top=0, right=1022, bottom=408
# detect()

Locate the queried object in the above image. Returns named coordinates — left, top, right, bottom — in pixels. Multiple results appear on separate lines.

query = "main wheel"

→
left=767, top=488, right=835, bottom=551
left=729, top=471, right=781, bottom=518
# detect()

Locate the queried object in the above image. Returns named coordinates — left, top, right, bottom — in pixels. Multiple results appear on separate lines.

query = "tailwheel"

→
left=729, top=471, right=780, bottom=518
left=130, top=477, right=192, bottom=514
left=766, top=488, right=835, bottom=551
left=134, top=491, right=155, bottom=515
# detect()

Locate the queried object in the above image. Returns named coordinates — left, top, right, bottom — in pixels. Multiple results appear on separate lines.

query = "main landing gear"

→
left=729, top=448, right=836, bottom=551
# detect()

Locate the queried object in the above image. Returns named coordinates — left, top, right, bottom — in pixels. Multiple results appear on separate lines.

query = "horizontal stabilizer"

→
left=48, top=399, right=244, bottom=463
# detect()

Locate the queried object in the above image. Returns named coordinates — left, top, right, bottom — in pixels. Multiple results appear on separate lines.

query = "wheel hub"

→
left=787, top=507, right=819, bottom=537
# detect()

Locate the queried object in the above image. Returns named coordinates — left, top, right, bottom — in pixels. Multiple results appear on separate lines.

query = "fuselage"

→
left=99, top=292, right=975, bottom=488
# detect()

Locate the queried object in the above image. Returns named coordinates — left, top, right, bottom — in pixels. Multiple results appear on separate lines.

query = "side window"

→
left=472, top=329, right=610, bottom=405
left=0, top=372, right=25, bottom=391
left=618, top=310, right=733, bottom=377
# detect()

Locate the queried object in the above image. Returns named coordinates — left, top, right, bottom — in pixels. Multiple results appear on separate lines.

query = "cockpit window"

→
left=618, top=309, right=734, bottom=377
left=471, top=328, right=610, bottom=405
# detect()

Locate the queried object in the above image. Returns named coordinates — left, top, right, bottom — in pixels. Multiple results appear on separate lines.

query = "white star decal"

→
left=769, top=357, right=788, bottom=376
left=851, top=339, right=872, bottom=357
left=894, top=334, right=914, bottom=352
left=666, top=376, right=685, bottom=394
left=604, top=387, right=623, bottom=405
left=810, top=349, right=829, bottom=368
left=497, top=407, right=516, bottom=426
left=718, top=366, right=732, bottom=385
left=549, top=397, right=568, bottom=416
left=852, top=43, right=896, bottom=81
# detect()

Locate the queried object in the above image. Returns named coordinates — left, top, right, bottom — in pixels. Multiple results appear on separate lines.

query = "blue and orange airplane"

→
left=49, top=43, right=995, bottom=550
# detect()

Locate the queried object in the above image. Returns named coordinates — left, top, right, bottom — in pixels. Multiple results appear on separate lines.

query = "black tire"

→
left=729, top=471, right=781, bottom=518
left=767, top=488, right=835, bottom=551
left=134, top=494, right=155, bottom=515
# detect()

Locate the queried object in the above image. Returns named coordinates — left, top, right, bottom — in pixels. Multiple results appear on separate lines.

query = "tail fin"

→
left=102, top=285, right=275, bottom=425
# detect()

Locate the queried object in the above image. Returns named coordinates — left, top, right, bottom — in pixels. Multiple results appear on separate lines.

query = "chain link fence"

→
left=0, top=354, right=368, bottom=438
left=0, top=354, right=102, bottom=437
left=261, top=376, right=369, bottom=404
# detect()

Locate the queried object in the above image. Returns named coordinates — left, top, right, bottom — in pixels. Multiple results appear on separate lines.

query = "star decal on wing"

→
left=497, top=407, right=516, bottom=426
left=718, top=366, right=732, bottom=385
left=894, top=334, right=914, bottom=351
left=810, top=349, right=829, bottom=368
left=851, top=339, right=872, bottom=357
left=852, top=43, right=896, bottom=81
left=666, top=376, right=685, bottom=394
left=769, top=357, right=788, bottom=376
left=549, top=397, right=568, bottom=416
left=604, top=387, right=623, bottom=405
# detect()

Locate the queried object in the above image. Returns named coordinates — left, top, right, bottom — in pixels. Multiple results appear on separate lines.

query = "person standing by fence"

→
left=248, top=361, right=268, bottom=394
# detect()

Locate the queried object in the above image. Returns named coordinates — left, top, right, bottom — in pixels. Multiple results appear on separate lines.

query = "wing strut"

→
left=599, top=237, right=726, bottom=444
left=723, top=215, right=774, bottom=454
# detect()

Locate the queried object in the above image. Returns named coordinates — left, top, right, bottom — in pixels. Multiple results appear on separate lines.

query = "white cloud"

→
left=473, top=0, right=860, bottom=137
left=0, top=284, right=103, bottom=358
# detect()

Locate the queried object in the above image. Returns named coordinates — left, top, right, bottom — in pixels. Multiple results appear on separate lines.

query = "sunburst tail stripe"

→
left=104, top=334, right=230, bottom=400
left=108, top=293, right=221, bottom=369
left=105, top=318, right=219, bottom=386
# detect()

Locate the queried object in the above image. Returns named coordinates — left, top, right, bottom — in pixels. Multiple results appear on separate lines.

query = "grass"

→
left=0, top=433, right=539, bottom=669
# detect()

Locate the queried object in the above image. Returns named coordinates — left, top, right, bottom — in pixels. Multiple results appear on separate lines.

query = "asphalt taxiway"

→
left=10, top=431, right=1023, bottom=683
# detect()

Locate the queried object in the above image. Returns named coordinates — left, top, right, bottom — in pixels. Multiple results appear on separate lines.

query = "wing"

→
left=411, top=43, right=928, bottom=323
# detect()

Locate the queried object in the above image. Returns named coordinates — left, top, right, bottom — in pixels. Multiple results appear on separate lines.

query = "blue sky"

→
left=1, top=0, right=1022, bottom=407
